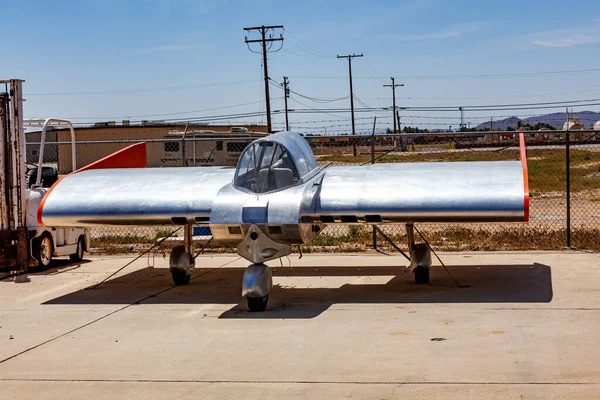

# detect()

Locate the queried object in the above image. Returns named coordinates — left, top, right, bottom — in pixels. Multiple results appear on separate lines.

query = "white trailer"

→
left=23, top=118, right=89, bottom=267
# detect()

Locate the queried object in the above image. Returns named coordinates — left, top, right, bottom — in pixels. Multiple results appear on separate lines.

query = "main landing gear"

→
left=406, top=223, right=431, bottom=284
left=170, top=225, right=194, bottom=286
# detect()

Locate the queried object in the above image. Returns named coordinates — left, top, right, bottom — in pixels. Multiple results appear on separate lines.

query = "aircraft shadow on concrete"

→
left=1, top=259, right=92, bottom=282
left=43, top=263, right=553, bottom=319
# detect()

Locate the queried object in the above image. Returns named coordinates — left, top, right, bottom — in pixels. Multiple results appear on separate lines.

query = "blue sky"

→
left=2, top=0, right=600, bottom=131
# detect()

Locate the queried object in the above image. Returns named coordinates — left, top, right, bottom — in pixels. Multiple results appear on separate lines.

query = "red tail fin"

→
left=76, top=142, right=147, bottom=172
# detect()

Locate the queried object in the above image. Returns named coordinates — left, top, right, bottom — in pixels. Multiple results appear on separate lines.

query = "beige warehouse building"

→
left=28, top=122, right=268, bottom=174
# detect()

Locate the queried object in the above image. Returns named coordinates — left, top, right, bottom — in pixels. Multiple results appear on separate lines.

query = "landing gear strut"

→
left=242, top=262, right=272, bottom=312
left=406, top=223, right=431, bottom=284
left=170, top=225, right=194, bottom=286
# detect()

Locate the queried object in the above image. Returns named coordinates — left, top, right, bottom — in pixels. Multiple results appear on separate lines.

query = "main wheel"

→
left=247, top=294, right=268, bottom=312
left=34, top=233, right=54, bottom=268
left=69, top=236, right=85, bottom=262
left=171, top=269, right=191, bottom=286
left=414, top=268, right=430, bottom=284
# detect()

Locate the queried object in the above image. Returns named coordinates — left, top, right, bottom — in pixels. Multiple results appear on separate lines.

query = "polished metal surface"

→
left=316, top=161, right=526, bottom=222
left=241, top=262, right=273, bottom=298
left=236, top=224, right=291, bottom=264
left=210, top=173, right=323, bottom=245
left=409, top=243, right=432, bottom=272
left=40, top=167, right=235, bottom=226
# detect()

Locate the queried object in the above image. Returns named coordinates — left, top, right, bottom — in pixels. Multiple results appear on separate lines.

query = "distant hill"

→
left=475, top=111, right=600, bottom=130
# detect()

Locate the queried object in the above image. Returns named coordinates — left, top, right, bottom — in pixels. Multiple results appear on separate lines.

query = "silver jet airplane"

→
left=38, top=131, right=529, bottom=311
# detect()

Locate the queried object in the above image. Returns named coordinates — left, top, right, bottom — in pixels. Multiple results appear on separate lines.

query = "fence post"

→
left=565, top=110, right=571, bottom=248
left=371, top=117, right=377, bottom=249
left=181, top=122, right=189, bottom=167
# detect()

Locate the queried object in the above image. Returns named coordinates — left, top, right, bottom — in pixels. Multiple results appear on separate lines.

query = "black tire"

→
left=247, top=294, right=268, bottom=312
left=70, top=236, right=85, bottom=262
left=33, top=233, right=54, bottom=268
left=171, top=269, right=191, bottom=286
left=414, top=268, right=430, bottom=284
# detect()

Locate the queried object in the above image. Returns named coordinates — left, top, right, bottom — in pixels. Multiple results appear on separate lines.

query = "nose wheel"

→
left=247, top=294, right=269, bottom=312
left=242, top=262, right=272, bottom=312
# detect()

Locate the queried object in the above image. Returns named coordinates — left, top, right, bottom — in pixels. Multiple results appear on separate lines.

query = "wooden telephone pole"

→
left=283, top=76, right=290, bottom=131
left=383, top=77, right=404, bottom=133
left=244, top=25, right=284, bottom=133
left=337, top=53, right=363, bottom=155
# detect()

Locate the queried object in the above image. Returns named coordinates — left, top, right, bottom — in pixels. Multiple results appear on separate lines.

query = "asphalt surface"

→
left=1, top=251, right=599, bottom=399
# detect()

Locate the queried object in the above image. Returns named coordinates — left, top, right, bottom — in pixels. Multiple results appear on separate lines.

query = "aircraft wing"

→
left=38, top=143, right=235, bottom=227
left=315, top=159, right=528, bottom=223
left=314, top=133, right=528, bottom=224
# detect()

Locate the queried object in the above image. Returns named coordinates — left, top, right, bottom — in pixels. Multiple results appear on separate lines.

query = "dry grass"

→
left=89, top=225, right=600, bottom=256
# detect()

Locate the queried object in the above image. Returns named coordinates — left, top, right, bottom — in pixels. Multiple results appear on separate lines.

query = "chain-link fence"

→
left=25, top=129, right=600, bottom=252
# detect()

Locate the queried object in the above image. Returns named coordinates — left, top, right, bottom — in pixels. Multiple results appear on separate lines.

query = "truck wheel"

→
left=70, top=236, right=85, bottom=262
left=34, top=233, right=54, bottom=268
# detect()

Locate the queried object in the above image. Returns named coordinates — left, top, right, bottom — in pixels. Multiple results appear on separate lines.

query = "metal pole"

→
left=371, top=116, right=377, bottom=249
left=371, top=116, right=376, bottom=164
left=9, top=80, right=29, bottom=269
left=406, top=223, right=415, bottom=252
left=184, top=224, right=193, bottom=256
left=0, top=93, right=8, bottom=231
left=392, top=82, right=396, bottom=133
left=181, top=122, right=189, bottom=167
left=565, top=108, right=571, bottom=248
left=9, top=80, right=26, bottom=228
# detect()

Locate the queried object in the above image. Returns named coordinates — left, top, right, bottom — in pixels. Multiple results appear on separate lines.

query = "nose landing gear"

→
left=242, top=262, right=272, bottom=312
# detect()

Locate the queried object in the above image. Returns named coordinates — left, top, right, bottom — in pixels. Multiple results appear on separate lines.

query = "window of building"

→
left=164, top=141, right=180, bottom=153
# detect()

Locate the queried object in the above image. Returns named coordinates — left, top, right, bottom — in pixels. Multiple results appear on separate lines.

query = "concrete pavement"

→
left=1, top=251, right=599, bottom=399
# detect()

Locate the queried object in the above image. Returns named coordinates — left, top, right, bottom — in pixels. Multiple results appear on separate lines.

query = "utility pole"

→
left=244, top=25, right=284, bottom=133
left=337, top=53, right=363, bottom=156
left=459, top=107, right=465, bottom=129
left=383, top=77, right=403, bottom=133
left=282, top=76, right=290, bottom=131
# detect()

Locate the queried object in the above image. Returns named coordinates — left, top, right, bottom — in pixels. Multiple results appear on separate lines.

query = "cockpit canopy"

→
left=233, top=132, right=318, bottom=193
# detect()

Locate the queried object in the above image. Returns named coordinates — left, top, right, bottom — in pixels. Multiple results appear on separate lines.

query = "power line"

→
left=288, top=67, right=600, bottom=81
left=62, top=99, right=283, bottom=120
left=282, top=28, right=333, bottom=59
left=27, top=80, right=261, bottom=96
left=268, top=77, right=348, bottom=103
